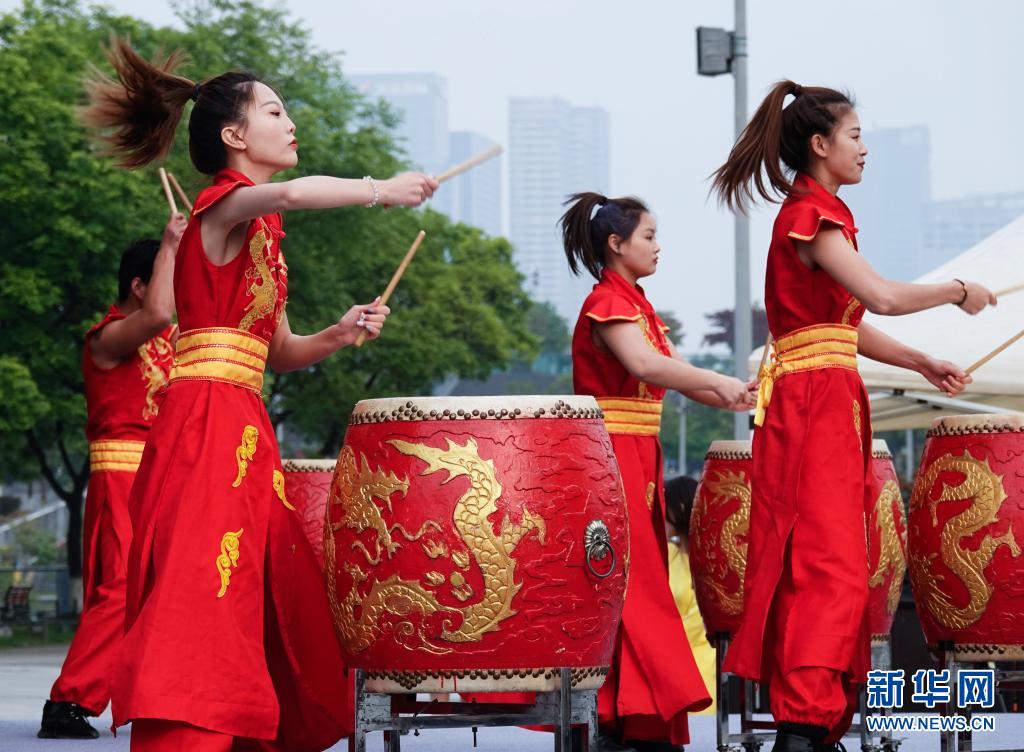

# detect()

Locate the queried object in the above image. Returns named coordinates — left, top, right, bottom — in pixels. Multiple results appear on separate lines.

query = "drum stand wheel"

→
left=713, top=633, right=901, bottom=752
left=936, top=641, right=1024, bottom=752
left=348, top=668, right=598, bottom=752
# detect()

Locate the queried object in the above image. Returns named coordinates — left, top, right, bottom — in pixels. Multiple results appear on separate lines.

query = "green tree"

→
left=0, top=0, right=534, bottom=574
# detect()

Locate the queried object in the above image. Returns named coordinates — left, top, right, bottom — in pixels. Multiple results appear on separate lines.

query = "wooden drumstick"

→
left=436, top=145, right=503, bottom=184
left=167, top=171, right=193, bottom=213
left=995, top=281, right=1024, bottom=299
left=354, top=230, right=427, bottom=347
left=756, top=332, right=774, bottom=377
left=965, top=327, right=1024, bottom=375
left=158, top=168, right=178, bottom=214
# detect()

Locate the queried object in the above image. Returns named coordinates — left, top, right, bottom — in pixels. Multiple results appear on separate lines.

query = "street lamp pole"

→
left=697, top=1, right=751, bottom=441
left=731, top=0, right=751, bottom=441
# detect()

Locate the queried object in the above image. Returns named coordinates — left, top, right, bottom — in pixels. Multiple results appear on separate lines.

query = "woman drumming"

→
left=80, top=39, right=437, bottom=750
left=561, top=193, right=755, bottom=752
left=710, top=81, right=995, bottom=752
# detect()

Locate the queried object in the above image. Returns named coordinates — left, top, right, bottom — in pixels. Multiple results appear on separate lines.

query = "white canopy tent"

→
left=748, top=215, right=1024, bottom=431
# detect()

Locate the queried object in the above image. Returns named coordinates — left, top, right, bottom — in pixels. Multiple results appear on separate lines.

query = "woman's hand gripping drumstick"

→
left=353, top=230, right=426, bottom=347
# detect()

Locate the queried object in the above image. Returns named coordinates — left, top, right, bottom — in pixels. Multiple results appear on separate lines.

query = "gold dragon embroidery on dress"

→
left=853, top=401, right=863, bottom=450
left=645, top=482, right=656, bottom=511
left=239, top=220, right=279, bottom=332
left=232, top=425, right=259, bottom=487
left=137, top=330, right=175, bottom=420
left=216, top=528, right=244, bottom=598
left=840, top=296, right=862, bottom=326
left=272, top=469, right=295, bottom=510
left=691, top=470, right=751, bottom=616
left=867, top=480, right=907, bottom=615
left=325, top=438, right=545, bottom=655
left=909, top=451, right=1020, bottom=629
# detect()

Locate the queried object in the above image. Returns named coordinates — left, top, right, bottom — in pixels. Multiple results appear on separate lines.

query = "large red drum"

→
left=325, top=396, right=629, bottom=693
left=281, top=459, right=334, bottom=569
left=908, top=414, right=1024, bottom=660
left=689, top=439, right=906, bottom=643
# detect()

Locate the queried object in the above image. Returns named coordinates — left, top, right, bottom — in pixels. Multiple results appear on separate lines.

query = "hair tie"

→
left=791, top=84, right=803, bottom=97
left=191, top=82, right=202, bottom=102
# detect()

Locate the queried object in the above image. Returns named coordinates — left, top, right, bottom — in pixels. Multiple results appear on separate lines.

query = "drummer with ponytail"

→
left=561, top=191, right=754, bottom=748
left=80, top=38, right=441, bottom=750
left=711, top=81, right=995, bottom=752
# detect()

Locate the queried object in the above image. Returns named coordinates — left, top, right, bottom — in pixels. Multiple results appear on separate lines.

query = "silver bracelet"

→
left=362, top=175, right=379, bottom=208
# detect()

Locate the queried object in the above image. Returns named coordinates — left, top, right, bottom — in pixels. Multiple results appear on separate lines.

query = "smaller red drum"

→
left=690, top=440, right=752, bottom=636
left=690, top=439, right=907, bottom=644
left=865, top=440, right=908, bottom=645
left=281, top=459, right=334, bottom=569
left=908, top=414, right=1024, bottom=660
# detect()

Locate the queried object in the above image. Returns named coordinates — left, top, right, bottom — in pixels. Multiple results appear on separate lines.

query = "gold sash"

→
left=754, top=324, right=859, bottom=427
left=89, top=439, right=145, bottom=473
left=168, top=327, right=268, bottom=395
left=596, top=397, right=663, bottom=437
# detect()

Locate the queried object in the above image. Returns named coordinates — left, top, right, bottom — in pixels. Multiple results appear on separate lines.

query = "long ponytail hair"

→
left=80, top=37, right=260, bottom=175
left=710, top=80, right=855, bottom=213
left=560, top=192, right=649, bottom=280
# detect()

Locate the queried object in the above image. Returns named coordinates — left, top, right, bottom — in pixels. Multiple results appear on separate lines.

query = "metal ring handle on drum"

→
left=584, top=520, right=616, bottom=579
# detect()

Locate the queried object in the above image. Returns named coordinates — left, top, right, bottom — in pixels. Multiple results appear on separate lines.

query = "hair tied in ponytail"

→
left=191, top=82, right=202, bottom=102
left=790, top=83, right=803, bottom=97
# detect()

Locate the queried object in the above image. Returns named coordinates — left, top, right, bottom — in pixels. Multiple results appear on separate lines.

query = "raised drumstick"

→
left=995, top=281, right=1024, bottom=299
left=436, top=145, right=503, bottom=184
left=354, top=230, right=427, bottom=347
left=158, top=168, right=178, bottom=214
left=167, top=171, right=193, bottom=213
left=965, top=327, right=1024, bottom=375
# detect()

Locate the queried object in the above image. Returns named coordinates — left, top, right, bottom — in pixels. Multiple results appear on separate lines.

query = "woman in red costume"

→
left=561, top=192, right=756, bottom=752
left=40, top=216, right=185, bottom=740
left=80, top=39, right=437, bottom=751
left=710, top=81, right=996, bottom=752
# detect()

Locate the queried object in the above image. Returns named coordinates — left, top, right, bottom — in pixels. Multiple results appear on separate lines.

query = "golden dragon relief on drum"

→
left=324, top=438, right=546, bottom=656
left=692, top=470, right=750, bottom=615
left=867, top=480, right=906, bottom=615
left=909, top=451, right=1020, bottom=630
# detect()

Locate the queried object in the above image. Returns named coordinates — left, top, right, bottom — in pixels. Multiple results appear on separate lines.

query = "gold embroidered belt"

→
left=596, top=397, right=663, bottom=437
left=754, top=323, right=859, bottom=427
left=89, top=439, right=145, bottom=473
left=168, top=327, right=268, bottom=395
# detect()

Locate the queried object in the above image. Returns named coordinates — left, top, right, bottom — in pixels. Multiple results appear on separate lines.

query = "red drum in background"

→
left=865, top=440, right=907, bottom=645
left=690, top=440, right=752, bottom=636
left=908, top=414, right=1024, bottom=660
left=689, top=439, right=907, bottom=645
left=325, top=396, right=629, bottom=693
left=281, top=459, right=334, bottom=569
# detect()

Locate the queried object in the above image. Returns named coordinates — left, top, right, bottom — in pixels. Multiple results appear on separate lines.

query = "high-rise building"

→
left=350, top=73, right=449, bottom=175
left=509, top=98, right=610, bottom=322
left=924, top=192, right=1024, bottom=268
left=442, top=131, right=502, bottom=236
left=844, top=126, right=930, bottom=280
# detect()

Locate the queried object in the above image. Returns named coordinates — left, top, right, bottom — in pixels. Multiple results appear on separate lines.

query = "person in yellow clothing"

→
left=664, top=476, right=716, bottom=714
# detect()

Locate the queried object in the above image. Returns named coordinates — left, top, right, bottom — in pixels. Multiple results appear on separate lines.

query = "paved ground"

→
left=2, top=645, right=1022, bottom=751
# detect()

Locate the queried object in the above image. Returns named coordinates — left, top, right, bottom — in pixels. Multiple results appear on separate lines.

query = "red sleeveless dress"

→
left=573, top=268, right=711, bottom=744
left=724, top=173, right=872, bottom=734
left=50, top=308, right=175, bottom=714
left=111, top=169, right=351, bottom=748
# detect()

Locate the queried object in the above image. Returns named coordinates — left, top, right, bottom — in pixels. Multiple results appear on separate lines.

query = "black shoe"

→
left=594, top=732, right=639, bottom=752
left=38, top=700, right=100, bottom=739
left=772, top=723, right=828, bottom=752
left=631, top=741, right=682, bottom=752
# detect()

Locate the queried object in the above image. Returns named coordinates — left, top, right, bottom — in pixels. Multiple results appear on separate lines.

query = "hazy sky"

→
left=6, top=0, right=1022, bottom=347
